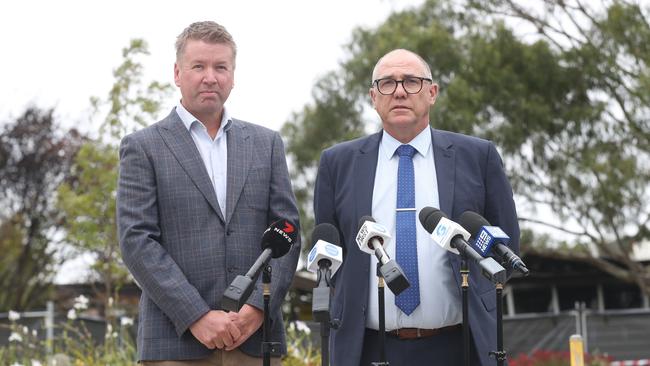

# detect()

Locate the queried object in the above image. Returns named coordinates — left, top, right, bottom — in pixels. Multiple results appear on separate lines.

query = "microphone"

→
left=222, top=219, right=298, bottom=312
left=307, top=223, right=343, bottom=276
left=458, top=211, right=529, bottom=276
left=356, top=216, right=410, bottom=295
left=307, top=223, right=343, bottom=323
left=419, top=207, right=506, bottom=284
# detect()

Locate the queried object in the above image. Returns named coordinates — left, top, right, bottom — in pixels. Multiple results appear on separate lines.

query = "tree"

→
left=0, top=107, right=84, bottom=310
left=463, top=0, right=650, bottom=295
left=282, top=0, right=650, bottom=294
left=282, top=73, right=366, bottom=244
left=57, top=39, right=173, bottom=317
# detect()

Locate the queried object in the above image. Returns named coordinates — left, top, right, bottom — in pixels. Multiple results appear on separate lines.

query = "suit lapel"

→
left=353, top=133, right=381, bottom=298
left=157, top=110, right=225, bottom=223
left=432, top=129, right=455, bottom=217
left=225, top=119, right=251, bottom=226
left=355, top=133, right=381, bottom=224
left=430, top=129, right=463, bottom=288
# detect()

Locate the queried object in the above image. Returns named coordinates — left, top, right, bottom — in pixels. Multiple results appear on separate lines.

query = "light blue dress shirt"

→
left=176, top=102, right=231, bottom=217
left=366, top=127, right=462, bottom=331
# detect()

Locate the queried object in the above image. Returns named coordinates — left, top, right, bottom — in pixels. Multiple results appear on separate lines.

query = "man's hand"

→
left=189, top=310, right=242, bottom=349
left=225, top=304, right=264, bottom=351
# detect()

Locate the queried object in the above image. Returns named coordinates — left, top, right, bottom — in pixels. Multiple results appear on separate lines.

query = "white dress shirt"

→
left=366, top=127, right=462, bottom=330
left=176, top=102, right=231, bottom=216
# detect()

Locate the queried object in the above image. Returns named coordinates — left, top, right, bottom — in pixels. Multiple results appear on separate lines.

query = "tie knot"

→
left=396, top=144, right=416, bottom=159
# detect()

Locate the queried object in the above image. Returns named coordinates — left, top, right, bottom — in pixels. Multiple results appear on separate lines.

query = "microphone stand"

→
left=313, top=267, right=333, bottom=366
left=373, top=263, right=389, bottom=366
left=261, top=265, right=280, bottom=366
left=489, top=282, right=507, bottom=366
left=320, top=322, right=330, bottom=366
left=461, top=258, right=470, bottom=366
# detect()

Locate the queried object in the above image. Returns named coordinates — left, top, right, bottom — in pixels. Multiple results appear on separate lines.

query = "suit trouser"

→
left=359, top=326, right=480, bottom=366
left=141, top=348, right=281, bottom=366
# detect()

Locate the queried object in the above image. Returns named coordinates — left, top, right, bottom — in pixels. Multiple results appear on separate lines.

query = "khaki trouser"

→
left=141, top=348, right=281, bottom=366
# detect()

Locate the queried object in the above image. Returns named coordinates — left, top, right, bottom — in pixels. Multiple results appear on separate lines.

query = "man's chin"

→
left=386, top=116, right=417, bottom=126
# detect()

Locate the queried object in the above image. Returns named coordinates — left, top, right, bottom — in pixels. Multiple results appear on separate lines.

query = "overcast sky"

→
left=1, top=0, right=424, bottom=135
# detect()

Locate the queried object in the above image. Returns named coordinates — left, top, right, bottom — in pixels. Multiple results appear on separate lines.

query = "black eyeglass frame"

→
left=372, top=76, right=433, bottom=95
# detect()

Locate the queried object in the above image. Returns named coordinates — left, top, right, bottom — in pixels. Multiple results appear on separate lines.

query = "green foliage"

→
left=93, top=39, right=173, bottom=141
left=282, top=0, right=650, bottom=294
left=0, top=216, right=54, bottom=312
left=57, top=142, right=129, bottom=307
left=281, top=321, right=320, bottom=366
left=0, top=107, right=84, bottom=311
left=0, top=313, right=316, bottom=366
left=57, top=39, right=172, bottom=316
left=282, top=73, right=365, bottom=244
left=0, top=300, right=136, bottom=366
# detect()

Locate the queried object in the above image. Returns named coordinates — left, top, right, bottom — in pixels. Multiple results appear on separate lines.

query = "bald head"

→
left=368, top=48, right=438, bottom=143
left=371, top=49, right=432, bottom=82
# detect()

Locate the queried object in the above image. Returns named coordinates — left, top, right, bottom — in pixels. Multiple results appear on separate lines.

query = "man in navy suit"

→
left=313, top=49, right=519, bottom=366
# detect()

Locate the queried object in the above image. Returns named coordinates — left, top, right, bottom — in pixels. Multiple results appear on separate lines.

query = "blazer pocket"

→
left=330, top=287, right=345, bottom=327
left=243, top=167, right=271, bottom=210
left=479, top=287, right=497, bottom=313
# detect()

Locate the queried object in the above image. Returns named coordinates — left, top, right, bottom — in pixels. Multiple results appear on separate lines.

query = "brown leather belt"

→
left=387, top=324, right=462, bottom=340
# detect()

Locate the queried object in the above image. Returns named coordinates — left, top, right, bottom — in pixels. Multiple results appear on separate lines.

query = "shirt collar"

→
left=381, top=126, right=432, bottom=159
left=175, top=101, right=232, bottom=133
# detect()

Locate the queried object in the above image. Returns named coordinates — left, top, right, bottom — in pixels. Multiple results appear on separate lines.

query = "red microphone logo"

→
left=283, top=221, right=295, bottom=233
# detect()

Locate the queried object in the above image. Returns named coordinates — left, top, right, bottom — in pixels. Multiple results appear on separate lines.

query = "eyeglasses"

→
left=372, top=76, right=433, bottom=95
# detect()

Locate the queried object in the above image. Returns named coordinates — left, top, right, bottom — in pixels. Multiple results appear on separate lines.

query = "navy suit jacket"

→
left=313, top=127, right=519, bottom=366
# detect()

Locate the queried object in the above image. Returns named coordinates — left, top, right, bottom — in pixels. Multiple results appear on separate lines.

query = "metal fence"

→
left=503, top=308, right=650, bottom=361
left=3, top=304, right=649, bottom=362
left=0, top=302, right=134, bottom=353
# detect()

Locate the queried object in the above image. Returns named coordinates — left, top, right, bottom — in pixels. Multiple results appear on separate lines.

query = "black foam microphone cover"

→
left=458, top=211, right=490, bottom=237
left=311, top=223, right=341, bottom=248
left=418, top=207, right=446, bottom=233
left=261, top=219, right=298, bottom=258
left=357, top=215, right=375, bottom=232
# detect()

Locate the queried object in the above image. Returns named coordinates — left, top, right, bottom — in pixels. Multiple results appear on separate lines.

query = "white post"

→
left=551, top=285, right=560, bottom=315
left=596, top=284, right=604, bottom=312
left=45, top=300, right=54, bottom=355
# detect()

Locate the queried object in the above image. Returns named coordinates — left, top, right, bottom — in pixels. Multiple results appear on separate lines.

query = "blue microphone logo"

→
left=325, top=244, right=339, bottom=256
left=475, top=229, right=492, bottom=255
left=308, top=247, right=317, bottom=262
left=435, top=223, right=448, bottom=237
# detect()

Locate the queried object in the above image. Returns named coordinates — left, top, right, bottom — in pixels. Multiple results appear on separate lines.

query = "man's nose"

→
left=203, top=69, right=218, bottom=84
left=393, top=81, right=408, bottom=98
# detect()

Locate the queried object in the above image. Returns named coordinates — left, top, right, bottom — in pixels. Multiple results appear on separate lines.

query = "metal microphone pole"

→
left=261, top=265, right=280, bottom=366
left=320, top=321, right=330, bottom=366
left=373, top=263, right=390, bottom=366
left=461, top=258, right=470, bottom=366
left=489, top=282, right=507, bottom=366
left=317, top=267, right=332, bottom=366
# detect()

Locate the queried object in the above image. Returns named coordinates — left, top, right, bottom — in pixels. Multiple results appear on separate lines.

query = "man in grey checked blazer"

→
left=117, top=21, right=300, bottom=365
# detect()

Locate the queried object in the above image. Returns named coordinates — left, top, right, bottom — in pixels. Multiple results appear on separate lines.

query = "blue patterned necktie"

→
left=394, top=144, right=420, bottom=315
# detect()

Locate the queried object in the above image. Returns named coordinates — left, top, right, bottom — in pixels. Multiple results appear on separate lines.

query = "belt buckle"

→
left=416, top=328, right=421, bottom=338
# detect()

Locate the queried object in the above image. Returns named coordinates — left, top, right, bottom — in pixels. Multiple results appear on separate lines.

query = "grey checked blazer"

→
left=117, top=109, right=300, bottom=361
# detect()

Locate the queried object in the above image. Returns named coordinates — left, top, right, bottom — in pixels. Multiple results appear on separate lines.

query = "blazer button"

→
left=226, top=229, right=232, bottom=236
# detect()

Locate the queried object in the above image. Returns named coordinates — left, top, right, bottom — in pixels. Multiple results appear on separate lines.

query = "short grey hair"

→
left=175, top=21, right=237, bottom=62
left=371, top=49, right=432, bottom=82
